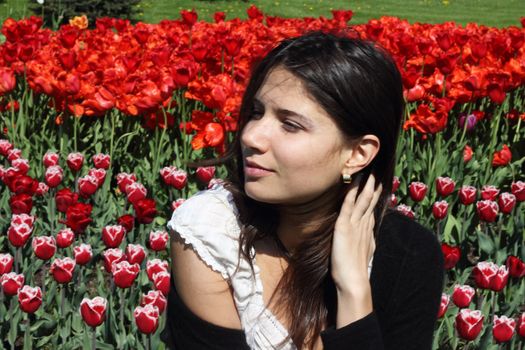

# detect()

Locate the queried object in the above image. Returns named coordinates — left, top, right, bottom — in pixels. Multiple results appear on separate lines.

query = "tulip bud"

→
left=389, top=193, right=397, bottom=207
left=472, top=261, right=499, bottom=289
left=149, top=230, right=169, bottom=251
left=11, top=213, right=35, bottom=227
left=78, top=174, right=99, bottom=197
left=146, top=259, right=169, bottom=281
left=481, top=185, right=500, bottom=201
left=87, top=168, right=106, bottom=188
left=455, top=309, right=484, bottom=341
left=43, top=151, right=59, bottom=168
left=35, top=182, right=49, bottom=196
left=437, top=293, right=449, bottom=318
left=80, top=296, right=107, bottom=327
left=116, top=172, right=137, bottom=193
left=45, top=165, right=63, bottom=188
left=17, top=285, right=42, bottom=313
left=432, top=200, right=448, bottom=220
left=506, top=255, right=525, bottom=278
left=207, top=178, right=225, bottom=189
left=56, top=228, right=76, bottom=248
left=141, top=290, right=167, bottom=313
left=73, top=243, right=93, bottom=265
left=0, top=253, right=14, bottom=275
left=195, top=166, right=215, bottom=184
left=111, top=261, right=140, bottom=289
left=518, top=313, right=525, bottom=338
left=463, top=145, right=473, bottom=163
left=0, top=139, right=14, bottom=156
left=171, top=198, right=185, bottom=212
left=126, top=182, right=147, bottom=204
left=66, top=152, right=84, bottom=172
left=392, top=176, right=400, bottom=193
left=408, top=181, right=427, bottom=202
left=103, top=248, right=125, bottom=273
left=12, top=158, right=29, bottom=174
left=102, top=225, right=126, bottom=248
left=493, top=315, right=515, bottom=343
left=50, top=257, right=76, bottom=284
left=126, top=244, right=146, bottom=265
left=452, top=284, right=475, bottom=308
left=511, top=181, right=525, bottom=202
left=498, top=193, right=516, bottom=214
left=476, top=200, right=499, bottom=222
left=92, top=153, right=110, bottom=169
left=442, top=243, right=461, bottom=269
left=489, top=265, right=509, bottom=292
left=458, top=185, right=477, bottom=205
left=153, top=271, right=170, bottom=296
left=8, top=223, right=33, bottom=247
left=32, top=236, right=57, bottom=260
left=435, top=176, right=455, bottom=197
left=7, top=148, right=21, bottom=161
left=134, top=304, right=160, bottom=334
left=0, top=272, right=24, bottom=296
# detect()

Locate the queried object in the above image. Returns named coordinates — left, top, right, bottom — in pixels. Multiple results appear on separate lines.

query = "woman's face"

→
left=240, top=67, right=352, bottom=205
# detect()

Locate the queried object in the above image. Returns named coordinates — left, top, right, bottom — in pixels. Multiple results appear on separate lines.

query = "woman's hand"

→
left=331, top=173, right=383, bottom=294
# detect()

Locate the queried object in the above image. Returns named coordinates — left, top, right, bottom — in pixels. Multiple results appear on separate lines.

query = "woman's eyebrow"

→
left=253, top=98, right=314, bottom=127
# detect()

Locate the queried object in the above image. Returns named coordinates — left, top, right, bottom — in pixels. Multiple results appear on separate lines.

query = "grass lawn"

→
left=0, top=0, right=523, bottom=28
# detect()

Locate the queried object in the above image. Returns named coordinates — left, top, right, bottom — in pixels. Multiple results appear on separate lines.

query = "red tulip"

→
left=0, top=139, right=13, bottom=156
left=518, top=313, right=525, bottom=338
left=78, top=174, right=99, bottom=197
left=408, top=181, right=427, bottom=202
left=7, top=148, right=21, bottom=161
left=126, top=182, right=147, bottom=204
left=117, top=214, right=135, bottom=233
left=493, top=315, right=515, bottom=343
left=45, top=165, right=63, bottom=188
left=389, top=193, right=398, bottom=207
left=56, top=228, right=76, bottom=248
left=12, top=158, right=29, bottom=174
left=126, top=244, right=146, bottom=265
left=395, top=204, right=415, bottom=218
left=171, top=198, right=185, bottom=211
left=133, top=198, right=157, bottom=224
left=455, top=309, right=484, bottom=341
left=498, top=193, right=516, bottom=214
left=9, top=193, right=33, bottom=214
left=492, top=144, right=511, bottom=167
left=32, top=236, right=57, bottom=260
left=74, top=243, right=93, bottom=265
left=43, top=151, right=59, bottom=168
left=8, top=222, right=33, bottom=247
left=80, top=296, right=107, bottom=327
left=481, top=185, right=500, bottom=200
left=432, top=200, right=448, bottom=220
left=437, top=293, right=450, bottom=318
left=11, top=213, right=35, bottom=227
left=458, top=185, right=477, bottom=205
left=141, top=290, right=167, bottom=313
left=92, top=153, right=110, bottom=169
left=435, top=176, right=455, bottom=197
left=50, top=257, right=76, bottom=284
left=472, top=261, right=498, bottom=289
left=160, top=166, right=188, bottom=190
left=146, top=259, right=169, bottom=281
left=452, top=284, right=475, bottom=308
left=102, top=225, right=126, bottom=248
left=17, top=285, right=42, bottom=313
left=63, top=202, right=92, bottom=234
left=195, top=166, right=215, bottom=184
left=207, top=178, right=225, bottom=189
left=112, top=261, right=140, bottom=289
left=103, top=248, right=125, bottom=273
left=55, top=188, right=79, bottom=213
left=66, top=152, right=84, bottom=172
left=0, top=272, right=24, bottom=296
left=476, top=200, right=499, bottom=222
left=35, top=182, right=49, bottom=196
left=511, top=181, right=525, bottom=202
left=116, top=172, right=137, bottom=193
left=490, top=265, right=509, bottom=292
left=506, top=255, right=525, bottom=278
left=392, top=176, right=400, bottom=193
left=134, top=304, right=160, bottom=334
left=441, top=243, right=461, bottom=269
left=87, top=168, right=106, bottom=187
left=149, top=230, right=169, bottom=251
left=153, top=271, right=170, bottom=296
left=463, top=145, right=473, bottom=163
left=7, top=175, right=38, bottom=195
left=0, top=253, right=14, bottom=275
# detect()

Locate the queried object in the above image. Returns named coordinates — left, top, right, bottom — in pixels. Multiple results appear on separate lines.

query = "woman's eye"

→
left=251, top=110, right=263, bottom=119
left=282, top=120, right=301, bottom=132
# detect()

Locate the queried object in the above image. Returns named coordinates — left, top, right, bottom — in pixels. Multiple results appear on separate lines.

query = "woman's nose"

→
left=240, top=116, right=272, bottom=153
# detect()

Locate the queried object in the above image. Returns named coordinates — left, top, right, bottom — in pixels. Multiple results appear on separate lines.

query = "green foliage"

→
left=28, top=0, right=142, bottom=29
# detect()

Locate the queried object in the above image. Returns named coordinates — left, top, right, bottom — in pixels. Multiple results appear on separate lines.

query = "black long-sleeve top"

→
left=160, top=210, right=445, bottom=349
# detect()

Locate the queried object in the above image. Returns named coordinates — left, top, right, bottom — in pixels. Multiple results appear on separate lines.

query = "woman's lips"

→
left=244, top=165, right=274, bottom=177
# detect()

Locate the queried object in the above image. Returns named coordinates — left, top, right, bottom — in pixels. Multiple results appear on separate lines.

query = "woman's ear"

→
left=342, top=135, right=380, bottom=174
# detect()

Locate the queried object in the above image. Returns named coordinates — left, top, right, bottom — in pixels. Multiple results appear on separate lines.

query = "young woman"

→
left=161, top=31, right=445, bottom=350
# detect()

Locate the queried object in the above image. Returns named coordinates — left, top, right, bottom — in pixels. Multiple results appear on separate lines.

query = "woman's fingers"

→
left=351, top=173, right=377, bottom=219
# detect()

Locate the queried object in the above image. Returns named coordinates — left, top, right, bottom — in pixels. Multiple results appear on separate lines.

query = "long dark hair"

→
left=192, top=30, right=404, bottom=348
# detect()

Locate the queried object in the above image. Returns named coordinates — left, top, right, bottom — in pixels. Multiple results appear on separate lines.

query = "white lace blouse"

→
left=167, top=183, right=373, bottom=350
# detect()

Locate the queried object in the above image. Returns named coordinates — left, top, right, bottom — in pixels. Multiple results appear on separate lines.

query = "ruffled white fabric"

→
left=167, top=184, right=373, bottom=350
